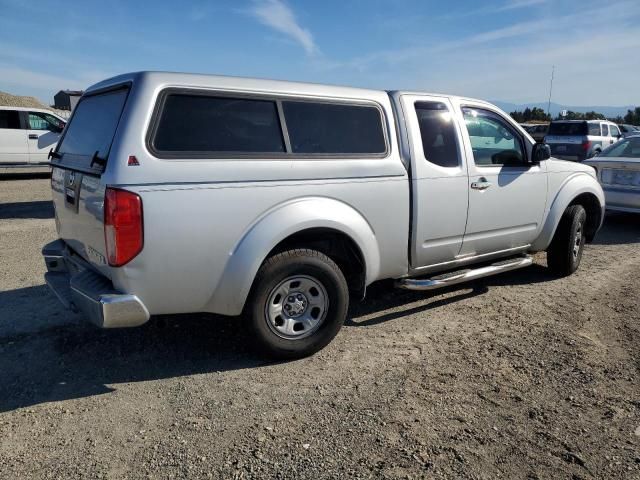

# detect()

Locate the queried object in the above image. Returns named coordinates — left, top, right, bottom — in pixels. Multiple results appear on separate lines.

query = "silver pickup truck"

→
left=42, top=72, right=605, bottom=358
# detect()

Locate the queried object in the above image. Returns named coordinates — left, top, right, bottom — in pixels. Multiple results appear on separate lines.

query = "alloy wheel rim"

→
left=265, top=275, right=329, bottom=339
left=573, top=225, right=583, bottom=260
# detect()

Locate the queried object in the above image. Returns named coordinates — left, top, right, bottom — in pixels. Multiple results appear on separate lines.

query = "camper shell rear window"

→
left=52, top=85, right=130, bottom=173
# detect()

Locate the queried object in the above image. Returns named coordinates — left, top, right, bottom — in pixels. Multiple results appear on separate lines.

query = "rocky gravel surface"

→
left=0, top=176, right=639, bottom=479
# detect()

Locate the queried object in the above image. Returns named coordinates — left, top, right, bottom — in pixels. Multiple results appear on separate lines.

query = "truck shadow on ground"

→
left=0, top=264, right=559, bottom=413
left=0, top=200, right=54, bottom=220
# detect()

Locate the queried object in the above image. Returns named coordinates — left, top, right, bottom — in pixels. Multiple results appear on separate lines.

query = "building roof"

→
left=56, top=90, right=84, bottom=96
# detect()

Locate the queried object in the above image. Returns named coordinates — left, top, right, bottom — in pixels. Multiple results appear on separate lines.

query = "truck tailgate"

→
left=51, top=167, right=109, bottom=274
left=48, top=85, right=131, bottom=277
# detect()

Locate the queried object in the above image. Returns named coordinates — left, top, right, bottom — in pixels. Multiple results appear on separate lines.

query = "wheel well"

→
left=268, top=228, right=366, bottom=297
left=569, top=193, right=602, bottom=242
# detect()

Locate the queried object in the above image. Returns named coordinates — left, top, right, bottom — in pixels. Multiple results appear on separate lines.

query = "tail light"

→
left=581, top=140, right=592, bottom=151
left=104, top=187, right=143, bottom=267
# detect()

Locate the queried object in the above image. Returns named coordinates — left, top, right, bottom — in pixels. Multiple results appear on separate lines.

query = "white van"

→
left=0, top=106, right=66, bottom=165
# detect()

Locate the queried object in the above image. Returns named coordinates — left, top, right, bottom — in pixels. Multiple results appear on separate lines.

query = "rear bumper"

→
left=42, top=239, right=150, bottom=328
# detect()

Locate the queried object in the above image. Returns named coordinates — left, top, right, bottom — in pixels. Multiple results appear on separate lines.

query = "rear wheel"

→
left=247, top=249, right=349, bottom=359
left=547, top=204, right=587, bottom=276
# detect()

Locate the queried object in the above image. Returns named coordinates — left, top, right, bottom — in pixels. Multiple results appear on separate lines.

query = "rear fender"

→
left=207, top=197, right=381, bottom=316
left=531, top=173, right=605, bottom=251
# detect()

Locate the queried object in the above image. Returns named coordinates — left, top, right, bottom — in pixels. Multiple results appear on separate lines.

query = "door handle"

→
left=28, top=134, right=39, bottom=140
left=471, top=180, right=492, bottom=190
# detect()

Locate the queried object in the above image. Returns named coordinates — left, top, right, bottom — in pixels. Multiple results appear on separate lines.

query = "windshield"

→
left=600, top=137, right=640, bottom=158
left=54, top=87, right=129, bottom=172
left=547, top=121, right=588, bottom=136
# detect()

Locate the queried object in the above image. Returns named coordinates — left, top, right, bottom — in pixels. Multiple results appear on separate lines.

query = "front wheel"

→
left=547, top=204, right=587, bottom=276
left=247, top=249, right=349, bottom=359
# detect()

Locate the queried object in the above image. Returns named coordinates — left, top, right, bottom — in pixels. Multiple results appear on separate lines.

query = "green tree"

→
left=624, top=107, right=640, bottom=125
left=510, top=107, right=551, bottom=123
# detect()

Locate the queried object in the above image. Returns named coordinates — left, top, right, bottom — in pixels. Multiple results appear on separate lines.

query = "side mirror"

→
left=532, top=143, right=551, bottom=163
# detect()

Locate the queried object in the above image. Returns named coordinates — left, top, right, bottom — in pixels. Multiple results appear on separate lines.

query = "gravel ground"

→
left=0, top=176, right=639, bottom=479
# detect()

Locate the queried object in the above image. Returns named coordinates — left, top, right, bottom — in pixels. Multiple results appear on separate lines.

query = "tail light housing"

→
left=104, top=187, right=143, bottom=267
left=581, top=140, right=592, bottom=151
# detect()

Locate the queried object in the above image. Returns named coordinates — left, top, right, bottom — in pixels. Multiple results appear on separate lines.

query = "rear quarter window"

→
left=151, top=93, right=285, bottom=155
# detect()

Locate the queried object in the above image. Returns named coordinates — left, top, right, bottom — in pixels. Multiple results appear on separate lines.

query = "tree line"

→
left=509, top=106, right=640, bottom=125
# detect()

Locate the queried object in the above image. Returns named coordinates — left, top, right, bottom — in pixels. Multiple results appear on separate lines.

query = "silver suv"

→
left=545, top=120, right=621, bottom=161
left=42, top=72, right=605, bottom=358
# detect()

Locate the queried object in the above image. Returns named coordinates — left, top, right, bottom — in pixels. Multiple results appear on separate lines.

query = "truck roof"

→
left=0, top=105, right=56, bottom=113
left=86, top=71, right=488, bottom=106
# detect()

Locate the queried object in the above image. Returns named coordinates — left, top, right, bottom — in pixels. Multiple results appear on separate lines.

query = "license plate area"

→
left=602, top=168, right=640, bottom=187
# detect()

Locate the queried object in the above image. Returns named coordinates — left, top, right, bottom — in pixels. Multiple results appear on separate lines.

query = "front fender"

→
left=531, top=173, right=605, bottom=251
left=206, top=197, right=381, bottom=316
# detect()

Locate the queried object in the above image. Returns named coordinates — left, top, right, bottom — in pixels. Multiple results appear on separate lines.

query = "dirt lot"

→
left=0, top=175, right=638, bottom=479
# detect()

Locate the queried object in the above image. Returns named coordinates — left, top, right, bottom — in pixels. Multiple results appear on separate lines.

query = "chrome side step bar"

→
left=396, top=255, right=533, bottom=291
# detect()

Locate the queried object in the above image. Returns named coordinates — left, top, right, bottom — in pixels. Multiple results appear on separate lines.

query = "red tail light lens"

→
left=581, top=140, right=592, bottom=151
left=104, top=187, right=143, bottom=267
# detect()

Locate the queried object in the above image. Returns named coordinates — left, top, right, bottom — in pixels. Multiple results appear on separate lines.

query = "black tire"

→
left=547, top=204, right=587, bottom=276
left=247, top=249, right=349, bottom=359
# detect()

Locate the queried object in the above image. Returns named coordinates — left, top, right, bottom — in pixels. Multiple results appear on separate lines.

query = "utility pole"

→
left=547, top=65, right=555, bottom=119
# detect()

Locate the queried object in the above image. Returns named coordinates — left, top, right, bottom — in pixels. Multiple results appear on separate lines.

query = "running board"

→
left=396, top=255, right=533, bottom=291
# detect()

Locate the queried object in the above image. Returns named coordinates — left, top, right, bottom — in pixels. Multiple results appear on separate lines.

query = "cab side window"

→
left=609, top=124, right=620, bottom=137
left=601, top=123, right=609, bottom=137
left=462, top=107, right=526, bottom=166
left=415, top=101, right=460, bottom=168
left=0, top=109, right=21, bottom=129
left=28, top=112, right=62, bottom=131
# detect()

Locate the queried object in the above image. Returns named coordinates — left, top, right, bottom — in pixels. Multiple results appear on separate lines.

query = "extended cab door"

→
left=0, top=109, right=28, bottom=164
left=455, top=101, right=547, bottom=256
left=25, top=111, right=64, bottom=163
left=398, top=94, right=469, bottom=268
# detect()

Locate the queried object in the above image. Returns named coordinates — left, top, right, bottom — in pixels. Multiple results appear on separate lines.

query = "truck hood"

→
left=546, top=157, right=597, bottom=178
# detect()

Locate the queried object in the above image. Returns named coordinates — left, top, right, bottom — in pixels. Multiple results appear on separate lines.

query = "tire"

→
left=547, top=204, right=587, bottom=276
left=247, top=249, right=349, bottom=359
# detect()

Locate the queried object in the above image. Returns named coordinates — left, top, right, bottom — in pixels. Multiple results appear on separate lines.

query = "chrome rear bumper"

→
left=42, top=240, right=149, bottom=328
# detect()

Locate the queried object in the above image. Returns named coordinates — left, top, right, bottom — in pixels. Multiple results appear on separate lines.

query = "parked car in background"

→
left=42, top=72, right=604, bottom=359
left=523, top=123, right=548, bottom=143
left=585, top=135, right=640, bottom=213
left=619, top=124, right=640, bottom=138
left=0, top=106, right=66, bottom=165
left=544, top=120, right=621, bottom=161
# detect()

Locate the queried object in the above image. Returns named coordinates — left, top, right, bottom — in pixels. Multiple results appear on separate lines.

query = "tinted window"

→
left=153, top=94, right=284, bottom=154
left=56, top=88, right=128, bottom=169
left=462, top=107, right=526, bottom=166
left=282, top=101, right=386, bottom=155
left=601, top=124, right=609, bottom=136
left=600, top=137, right=640, bottom=158
left=0, top=110, right=21, bottom=129
left=548, top=121, right=588, bottom=136
left=415, top=101, right=459, bottom=167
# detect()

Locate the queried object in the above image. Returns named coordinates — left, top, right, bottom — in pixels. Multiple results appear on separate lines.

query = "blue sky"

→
left=1, top=0, right=639, bottom=106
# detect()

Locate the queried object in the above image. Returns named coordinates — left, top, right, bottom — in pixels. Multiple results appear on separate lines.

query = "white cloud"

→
left=497, top=0, right=548, bottom=11
left=310, top=0, right=640, bottom=105
left=247, top=0, right=317, bottom=55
